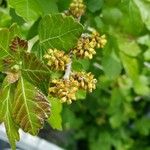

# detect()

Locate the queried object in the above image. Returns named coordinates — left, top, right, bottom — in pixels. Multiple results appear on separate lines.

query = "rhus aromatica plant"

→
left=0, top=0, right=107, bottom=149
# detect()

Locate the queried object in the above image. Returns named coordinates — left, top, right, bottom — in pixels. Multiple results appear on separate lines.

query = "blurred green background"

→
left=0, top=0, right=150, bottom=150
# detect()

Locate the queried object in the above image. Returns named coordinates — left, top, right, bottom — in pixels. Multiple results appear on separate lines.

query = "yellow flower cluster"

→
left=73, top=36, right=96, bottom=59
left=73, top=31, right=107, bottom=59
left=44, top=49, right=71, bottom=71
left=69, top=0, right=86, bottom=18
left=91, top=31, right=107, bottom=48
left=72, top=71, right=97, bottom=92
left=49, top=77, right=79, bottom=104
left=49, top=72, right=97, bottom=104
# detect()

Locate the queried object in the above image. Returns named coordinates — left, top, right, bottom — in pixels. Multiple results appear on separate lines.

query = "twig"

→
left=63, top=60, right=72, bottom=80
left=63, top=51, right=73, bottom=80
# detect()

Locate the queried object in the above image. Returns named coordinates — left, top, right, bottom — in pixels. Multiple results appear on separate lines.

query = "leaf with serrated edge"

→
left=13, top=76, right=51, bottom=135
left=0, top=24, right=20, bottom=71
left=39, top=14, right=83, bottom=52
left=21, top=52, right=51, bottom=94
left=0, top=79, right=20, bottom=150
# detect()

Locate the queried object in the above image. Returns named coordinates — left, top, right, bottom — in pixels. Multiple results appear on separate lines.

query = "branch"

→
left=63, top=51, right=73, bottom=80
left=63, top=60, right=72, bottom=80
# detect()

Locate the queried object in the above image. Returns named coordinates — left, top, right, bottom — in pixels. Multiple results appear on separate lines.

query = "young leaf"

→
left=0, top=24, right=20, bottom=71
left=9, top=36, right=28, bottom=53
left=21, top=52, right=51, bottom=94
left=39, top=14, right=83, bottom=52
left=0, top=80, right=20, bottom=150
left=48, top=97, right=62, bottom=130
left=0, top=29, right=14, bottom=72
left=13, top=76, right=51, bottom=135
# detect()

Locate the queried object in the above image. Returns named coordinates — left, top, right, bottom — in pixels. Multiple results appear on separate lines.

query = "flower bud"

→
left=73, top=37, right=96, bottom=59
left=44, top=49, right=71, bottom=71
left=72, top=71, right=97, bottom=92
left=91, top=31, right=107, bottom=48
left=49, top=77, right=79, bottom=104
left=69, top=0, right=86, bottom=18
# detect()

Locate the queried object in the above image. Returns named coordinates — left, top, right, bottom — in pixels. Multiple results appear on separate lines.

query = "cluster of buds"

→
left=73, top=31, right=107, bottom=59
left=91, top=31, right=107, bottom=48
left=72, top=71, right=97, bottom=92
left=49, top=71, right=97, bottom=104
left=73, top=35, right=96, bottom=59
left=68, top=0, right=86, bottom=18
left=49, top=77, right=79, bottom=104
left=44, top=49, right=71, bottom=71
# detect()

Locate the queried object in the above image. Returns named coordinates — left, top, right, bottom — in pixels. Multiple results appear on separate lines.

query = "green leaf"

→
left=109, top=113, right=123, bottom=128
left=9, top=0, right=59, bottom=22
left=36, top=0, right=58, bottom=15
left=0, top=80, right=19, bottom=150
left=137, top=34, right=150, bottom=47
left=0, top=28, right=10, bottom=57
left=9, top=23, right=21, bottom=40
left=90, top=131, right=111, bottom=150
left=0, top=24, right=20, bottom=71
left=133, top=0, right=150, bottom=30
left=62, top=107, right=83, bottom=130
left=144, top=49, right=150, bottom=61
left=13, top=76, right=51, bottom=135
left=87, top=0, right=104, bottom=13
left=108, top=89, right=124, bottom=128
left=134, top=75, right=150, bottom=95
left=72, top=58, right=84, bottom=71
left=27, top=18, right=40, bottom=40
left=48, top=97, right=62, bottom=130
left=9, top=0, right=42, bottom=21
left=9, top=8, right=25, bottom=25
left=39, top=14, right=83, bottom=52
left=120, top=51, right=139, bottom=81
left=31, top=40, right=44, bottom=60
left=0, top=28, right=11, bottom=71
left=118, top=35, right=141, bottom=57
left=118, top=0, right=144, bottom=35
left=0, top=9, right=11, bottom=27
left=102, top=50, right=122, bottom=79
left=21, top=52, right=51, bottom=94
left=135, top=117, right=150, bottom=135
left=102, top=7, right=123, bottom=25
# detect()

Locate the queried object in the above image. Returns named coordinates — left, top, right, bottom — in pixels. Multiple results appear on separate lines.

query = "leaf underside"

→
left=13, top=76, right=51, bottom=135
